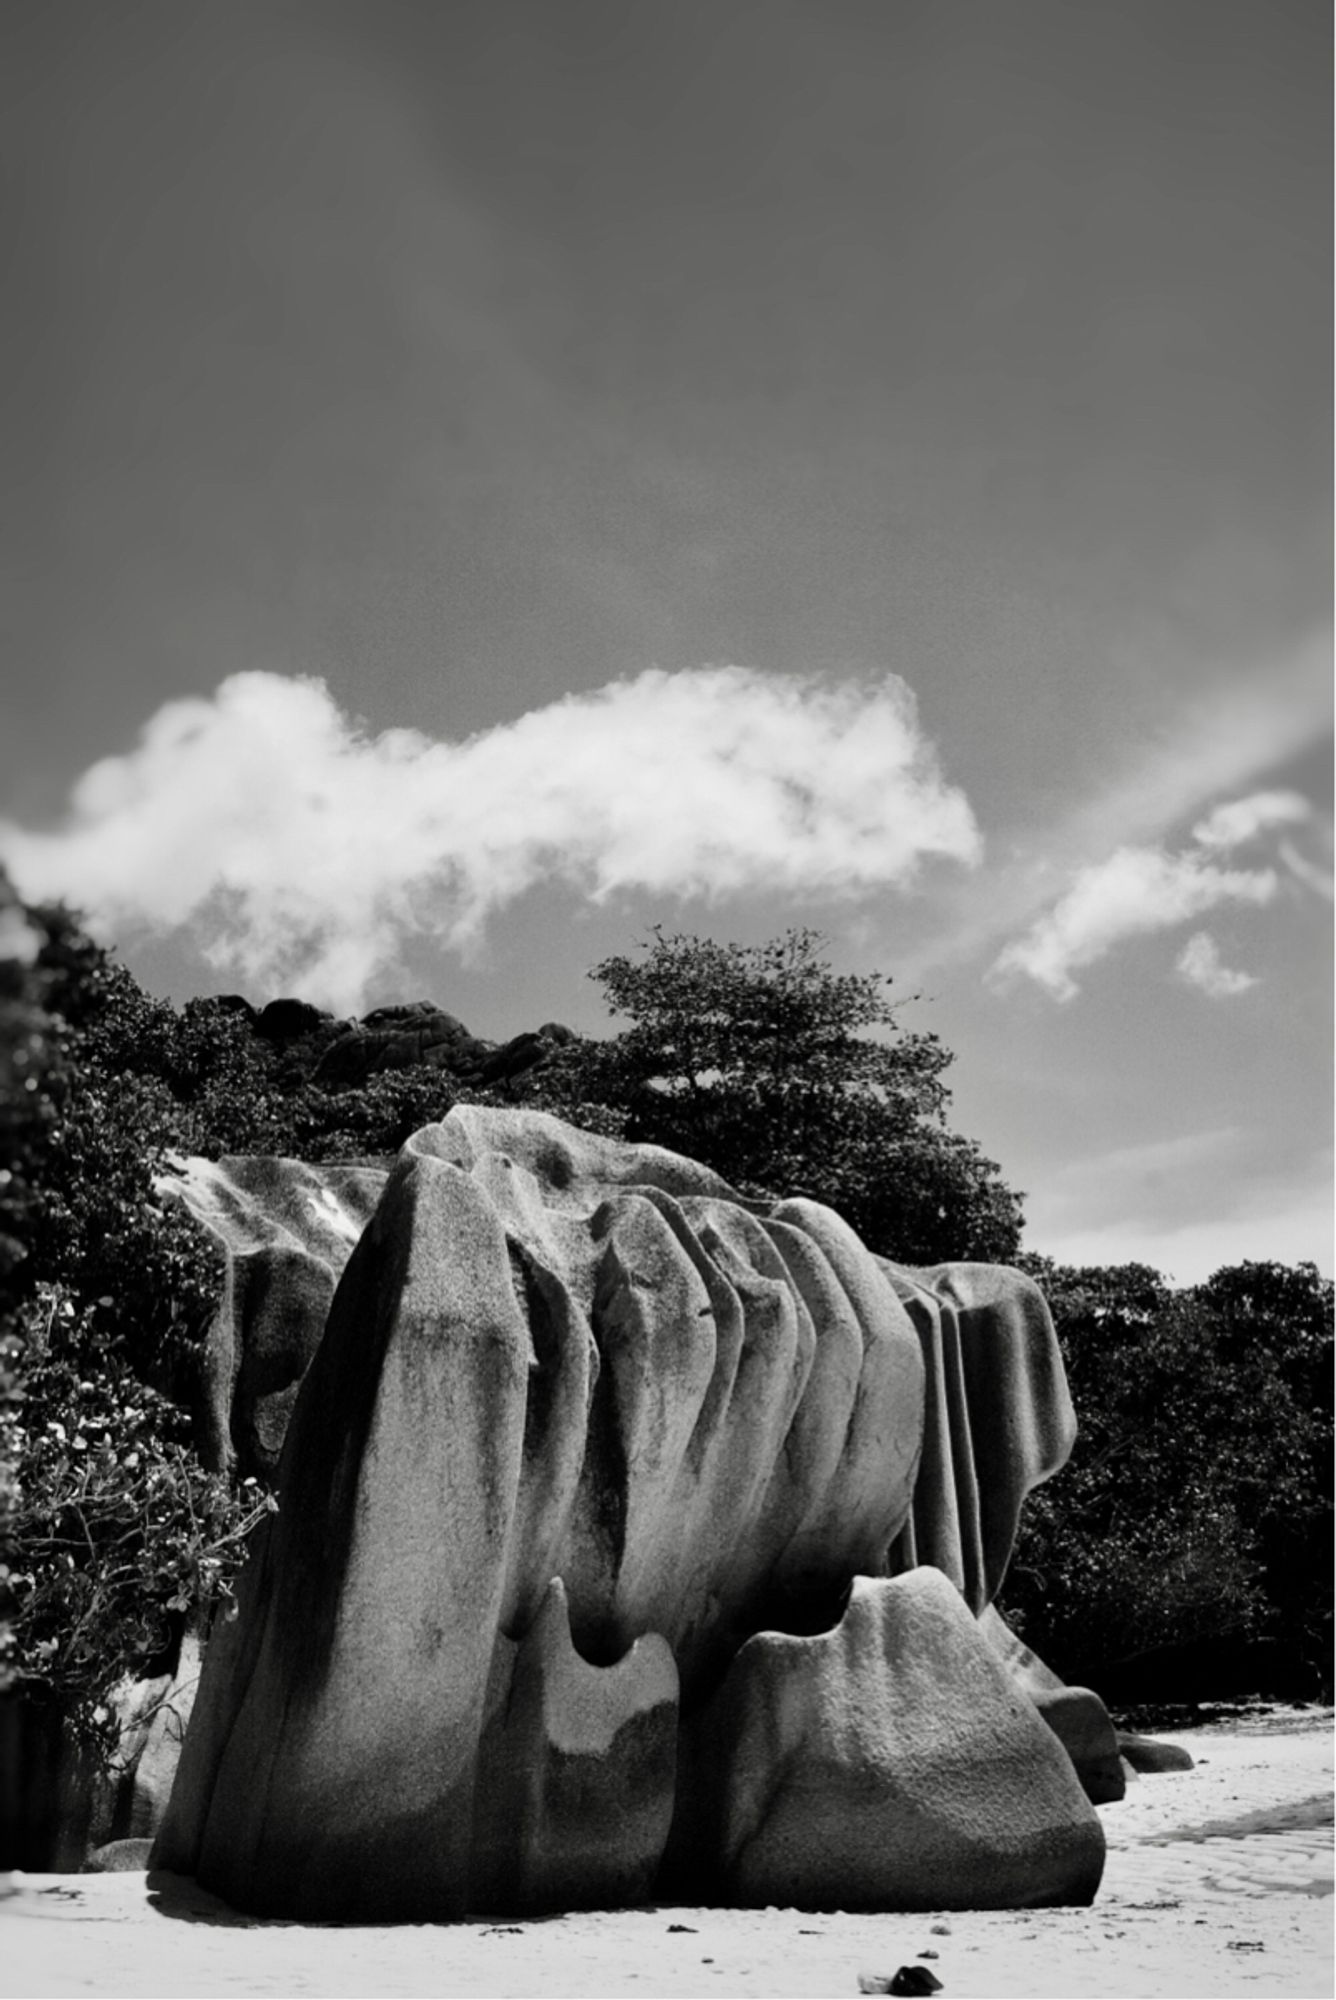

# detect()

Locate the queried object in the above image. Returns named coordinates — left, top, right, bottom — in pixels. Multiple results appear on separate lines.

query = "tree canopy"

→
left=1001, top=1255, right=1333, bottom=1692
left=3, top=886, right=1330, bottom=1740
left=1, top=888, right=271, bottom=1740
left=532, top=927, right=1025, bottom=1266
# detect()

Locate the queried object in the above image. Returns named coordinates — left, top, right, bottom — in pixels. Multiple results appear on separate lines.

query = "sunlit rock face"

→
left=154, top=1107, right=1104, bottom=1919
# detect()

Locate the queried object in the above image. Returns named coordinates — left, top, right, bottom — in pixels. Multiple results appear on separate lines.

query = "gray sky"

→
left=3, top=0, right=1330, bottom=1279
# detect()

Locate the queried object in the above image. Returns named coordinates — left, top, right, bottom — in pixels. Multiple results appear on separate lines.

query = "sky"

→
left=2, top=0, right=1330, bottom=1281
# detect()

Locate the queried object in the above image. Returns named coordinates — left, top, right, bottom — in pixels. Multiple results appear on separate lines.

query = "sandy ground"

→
left=2, top=1714, right=1331, bottom=2000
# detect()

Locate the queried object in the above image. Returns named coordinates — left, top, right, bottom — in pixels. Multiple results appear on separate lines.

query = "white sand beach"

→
left=4, top=1713, right=1331, bottom=2000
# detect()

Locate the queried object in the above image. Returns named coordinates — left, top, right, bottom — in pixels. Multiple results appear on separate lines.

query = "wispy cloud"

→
left=989, top=840, right=1276, bottom=1002
left=1176, top=931, right=1258, bottom=999
left=1279, top=838, right=1335, bottom=903
left=1060, top=638, right=1330, bottom=860
left=1192, top=790, right=1311, bottom=851
left=899, top=633, right=1332, bottom=986
left=1025, top=1133, right=1333, bottom=1282
left=0, top=667, right=979, bottom=1013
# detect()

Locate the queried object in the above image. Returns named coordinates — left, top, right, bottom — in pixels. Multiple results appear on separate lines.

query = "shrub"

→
left=1, top=886, right=262, bottom=1737
left=7, top=1284, right=273, bottom=1746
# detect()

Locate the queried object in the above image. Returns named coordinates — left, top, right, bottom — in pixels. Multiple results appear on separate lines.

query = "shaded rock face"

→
left=154, top=1107, right=1100, bottom=1919
left=254, top=997, right=332, bottom=1042
left=669, top=1570, right=1105, bottom=1911
left=164, top=1155, right=387, bottom=1479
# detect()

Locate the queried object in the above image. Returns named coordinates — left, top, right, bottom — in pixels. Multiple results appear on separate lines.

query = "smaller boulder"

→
left=85, top=1838, right=153, bottom=1872
left=476, top=1031, right=560, bottom=1088
left=678, top=1567, right=1105, bottom=1911
left=255, top=998, right=332, bottom=1042
left=1117, top=1732, right=1195, bottom=1774
left=1029, top=1686, right=1126, bottom=1805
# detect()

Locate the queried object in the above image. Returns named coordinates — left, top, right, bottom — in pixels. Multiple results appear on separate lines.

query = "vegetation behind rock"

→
left=2, top=879, right=1330, bottom=1753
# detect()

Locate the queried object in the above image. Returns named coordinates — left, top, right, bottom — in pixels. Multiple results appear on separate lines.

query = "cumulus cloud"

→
left=1175, top=931, right=1258, bottom=999
left=0, top=667, right=980, bottom=1013
left=988, top=845, right=1276, bottom=1001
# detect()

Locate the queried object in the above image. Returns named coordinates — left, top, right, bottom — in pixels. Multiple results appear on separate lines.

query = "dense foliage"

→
left=528, top=928, right=1025, bottom=1265
left=0, top=891, right=267, bottom=1743
left=1001, top=1256, right=1333, bottom=1695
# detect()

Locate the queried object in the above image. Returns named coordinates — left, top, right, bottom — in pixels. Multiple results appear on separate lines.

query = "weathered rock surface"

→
left=103, top=1635, right=205, bottom=1841
left=153, top=1107, right=1096, bottom=1918
left=670, top=1568, right=1105, bottom=1910
left=161, top=1155, right=387, bottom=1478
left=884, top=1263, right=1075, bottom=1614
left=473, top=1577, right=679, bottom=1914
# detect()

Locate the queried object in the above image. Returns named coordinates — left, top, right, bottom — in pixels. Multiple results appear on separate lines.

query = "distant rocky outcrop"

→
left=154, top=1107, right=1107, bottom=1919
left=311, top=1003, right=572, bottom=1090
left=211, top=985, right=575, bottom=1092
left=254, top=997, right=332, bottom=1043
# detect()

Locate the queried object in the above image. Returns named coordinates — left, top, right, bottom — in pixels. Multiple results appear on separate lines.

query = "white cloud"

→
left=1279, top=838, right=1335, bottom=902
left=1192, top=789, right=1311, bottom=851
left=988, top=844, right=1276, bottom=1002
left=0, top=667, right=980, bottom=1014
left=1175, top=931, right=1257, bottom=999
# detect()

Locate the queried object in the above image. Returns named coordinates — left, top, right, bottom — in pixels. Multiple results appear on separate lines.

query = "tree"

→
left=530, top=927, right=1024, bottom=1265
left=1000, top=1256, right=1334, bottom=1694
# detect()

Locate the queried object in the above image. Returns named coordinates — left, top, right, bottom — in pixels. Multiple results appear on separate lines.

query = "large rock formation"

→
left=154, top=1107, right=1107, bottom=1918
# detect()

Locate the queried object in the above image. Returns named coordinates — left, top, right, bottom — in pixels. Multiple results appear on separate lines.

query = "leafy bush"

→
left=7, top=1284, right=273, bottom=1746
left=1000, top=1257, right=1334, bottom=1693
left=0, top=887, right=261, bottom=1737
